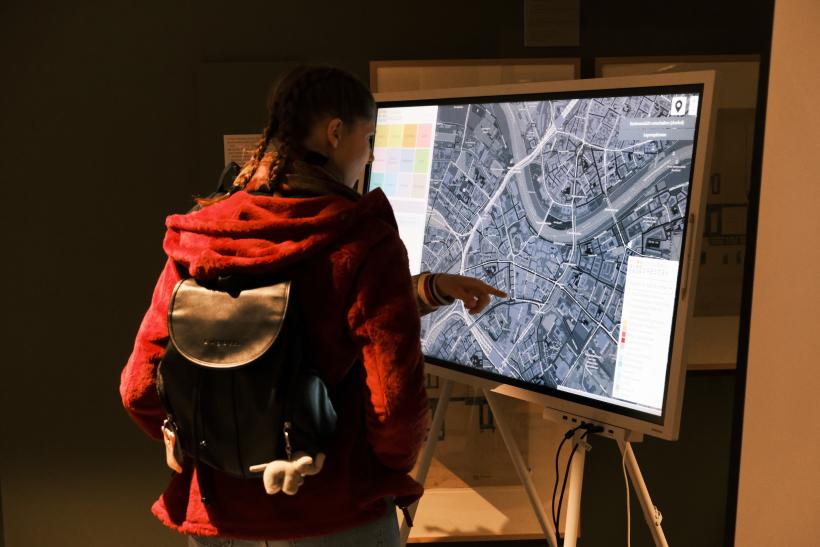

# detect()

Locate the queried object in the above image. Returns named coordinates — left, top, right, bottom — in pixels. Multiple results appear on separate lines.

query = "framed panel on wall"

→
left=597, top=56, right=760, bottom=370
left=370, top=58, right=581, bottom=543
left=370, top=58, right=580, bottom=93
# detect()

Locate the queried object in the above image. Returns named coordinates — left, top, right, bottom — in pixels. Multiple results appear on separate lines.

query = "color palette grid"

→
left=370, top=123, right=434, bottom=199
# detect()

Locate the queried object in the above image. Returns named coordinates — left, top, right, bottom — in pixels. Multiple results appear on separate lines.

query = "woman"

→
left=120, top=65, right=505, bottom=546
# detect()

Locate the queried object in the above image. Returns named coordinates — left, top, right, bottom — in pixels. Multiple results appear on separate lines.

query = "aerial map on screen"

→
left=370, top=90, right=702, bottom=415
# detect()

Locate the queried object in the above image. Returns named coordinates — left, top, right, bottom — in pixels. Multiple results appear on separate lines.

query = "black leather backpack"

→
left=156, top=165, right=337, bottom=483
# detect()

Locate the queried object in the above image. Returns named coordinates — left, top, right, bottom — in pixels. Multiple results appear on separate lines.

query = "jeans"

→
left=187, top=499, right=400, bottom=547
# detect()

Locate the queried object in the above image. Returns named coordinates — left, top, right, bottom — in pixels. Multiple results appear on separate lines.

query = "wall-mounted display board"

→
left=370, top=58, right=580, bottom=94
left=597, top=56, right=760, bottom=371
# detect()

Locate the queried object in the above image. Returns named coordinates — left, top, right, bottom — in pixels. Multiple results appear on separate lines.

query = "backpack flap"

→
left=168, top=278, right=291, bottom=368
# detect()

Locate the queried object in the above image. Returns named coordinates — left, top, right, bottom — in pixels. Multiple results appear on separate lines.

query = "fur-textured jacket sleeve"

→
left=347, top=237, right=430, bottom=473
left=120, top=258, right=182, bottom=440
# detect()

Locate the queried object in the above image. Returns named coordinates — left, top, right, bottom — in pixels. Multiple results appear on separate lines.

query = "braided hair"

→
left=197, top=66, right=375, bottom=205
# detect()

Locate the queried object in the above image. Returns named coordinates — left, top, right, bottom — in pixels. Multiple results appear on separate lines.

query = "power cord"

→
left=551, top=425, right=581, bottom=538
left=551, top=423, right=603, bottom=546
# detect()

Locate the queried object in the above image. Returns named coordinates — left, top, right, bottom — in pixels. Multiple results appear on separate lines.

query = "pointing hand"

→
left=434, top=274, right=508, bottom=315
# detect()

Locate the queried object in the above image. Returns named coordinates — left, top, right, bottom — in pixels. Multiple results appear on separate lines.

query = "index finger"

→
left=249, top=464, right=267, bottom=473
left=475, top=279, right=507, bottom=298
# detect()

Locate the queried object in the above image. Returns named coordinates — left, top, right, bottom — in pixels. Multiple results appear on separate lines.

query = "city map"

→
left=419, top=94, right=697, bottom=401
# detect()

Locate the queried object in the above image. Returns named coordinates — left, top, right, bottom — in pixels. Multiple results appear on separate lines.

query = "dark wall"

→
left=1, top=2, right=199, bottom=546
left=192, top=1, right=771, bottom=65
left=0, top=1, right=771, bottom=545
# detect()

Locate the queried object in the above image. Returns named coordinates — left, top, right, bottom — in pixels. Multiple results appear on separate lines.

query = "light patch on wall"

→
left=223, top=134, right=261, bottom=167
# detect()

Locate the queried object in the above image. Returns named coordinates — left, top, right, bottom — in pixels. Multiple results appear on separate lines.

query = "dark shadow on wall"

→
left=581, top=371, right=737, bottom=547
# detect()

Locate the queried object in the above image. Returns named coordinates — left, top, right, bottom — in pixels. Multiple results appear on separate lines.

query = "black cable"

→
left=551, top=425, right=582, bottom=535
left=555, top=430, right=589, bottom=543
left=551, top=428, right=571, bottom=529
left=550, top=423, right=603, bottom=546
left=551, top=433, right=569, bottom=528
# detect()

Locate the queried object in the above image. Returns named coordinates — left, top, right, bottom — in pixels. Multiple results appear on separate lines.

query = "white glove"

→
left=249, top=452, right=326, bottom=495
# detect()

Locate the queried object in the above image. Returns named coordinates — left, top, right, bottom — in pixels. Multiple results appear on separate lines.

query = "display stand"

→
left=400, top=377, right=669, bottom=547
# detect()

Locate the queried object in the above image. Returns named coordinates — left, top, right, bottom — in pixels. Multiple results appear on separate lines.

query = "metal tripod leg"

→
left=618, top=441, right=669, bottom=547
left=398, top=378, right=666, bottom=547
left=400, top=378, right=454, bottom=546
left=483, top=389, right=559, bottom=547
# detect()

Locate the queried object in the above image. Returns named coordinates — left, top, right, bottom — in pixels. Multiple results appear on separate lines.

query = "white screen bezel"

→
left=373, top=71, right=716, bottom=440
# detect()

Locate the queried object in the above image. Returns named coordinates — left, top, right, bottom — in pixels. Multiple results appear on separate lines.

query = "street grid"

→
left=421, top=94, right=693, bottom=400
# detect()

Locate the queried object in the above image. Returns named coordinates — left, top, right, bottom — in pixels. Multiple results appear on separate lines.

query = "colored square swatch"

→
left=369, top=172, right=384, bottom=190
left=416, top=124, right=433, bottom=147
left=385, top=149, right=401, bottom=172
left=400, top=149, right=415, bottom=172
left=413, top=149, right=431, bottom=173
left=412, top=174, right=428, bottom=198
left=398, top=173, right=413, bottom=197
left=375, top=128, right=388, bottom=148
left=387, top=125, right=403, bottom=148
left=383, top=172, right=398, bottom=195
left=402, top=124, right=418, bottom=148
left=371, top=148, right=386, bottom=172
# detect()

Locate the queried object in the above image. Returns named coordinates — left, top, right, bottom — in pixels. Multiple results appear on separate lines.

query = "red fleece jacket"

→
left=120, top=170, right=429, bottom=540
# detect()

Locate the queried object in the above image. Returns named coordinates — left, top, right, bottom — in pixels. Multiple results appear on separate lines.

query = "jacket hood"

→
left=163, top=175, right=396, bottom=279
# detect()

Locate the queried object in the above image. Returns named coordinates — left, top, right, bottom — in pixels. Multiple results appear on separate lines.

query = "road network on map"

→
left=421, top=95, right=692, bottom=398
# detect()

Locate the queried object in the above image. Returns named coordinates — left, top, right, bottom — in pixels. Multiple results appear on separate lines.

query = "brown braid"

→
left=232, top=111, right=278, bottom=189
left=195, top=65, right=374, bottom=206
